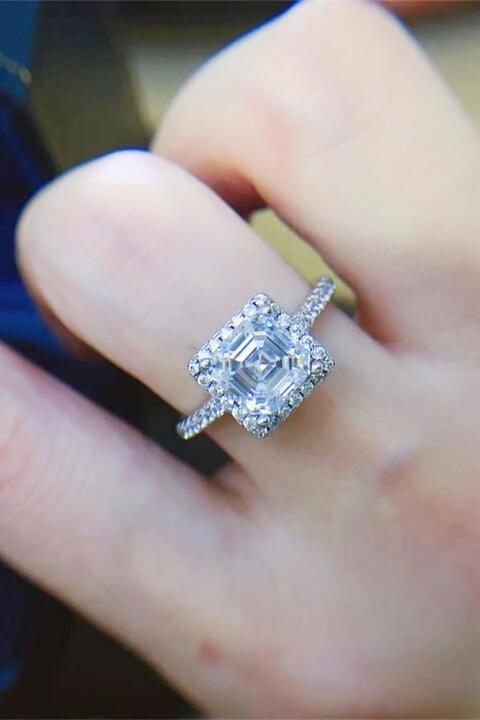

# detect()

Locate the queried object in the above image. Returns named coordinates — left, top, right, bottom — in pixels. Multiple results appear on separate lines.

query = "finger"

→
left=153, top=0, right=480, bottom=353
left=18, top=150, right=387, bottom=492
left=0, top=341, right=252, bottom=711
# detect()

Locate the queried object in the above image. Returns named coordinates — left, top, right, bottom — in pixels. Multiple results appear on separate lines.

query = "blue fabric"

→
left=0, top=565, right=29, bottom=692
left=0, top=3, right=42, bottom=690
left=0, top=87, right=47, bottom=689
left=0, top=94, right=63, bottom=350
left=0, top=3, right=130, bottom=692
left=0, top=95, right=63, bottom=354
left=0, top=1, right=37, bottom=102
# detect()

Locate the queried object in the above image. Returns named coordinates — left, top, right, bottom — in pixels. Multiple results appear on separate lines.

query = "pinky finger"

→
left=0, top=342, right=230, bottom=694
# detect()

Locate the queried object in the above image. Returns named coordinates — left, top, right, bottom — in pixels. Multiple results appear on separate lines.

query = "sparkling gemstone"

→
left=277, top=313, right=290, bottom=328
left=212, top=316, right=311, bottom=421
left=311, top=359, right=324, bottom=374
left=188, top=358, right=200, bottom=377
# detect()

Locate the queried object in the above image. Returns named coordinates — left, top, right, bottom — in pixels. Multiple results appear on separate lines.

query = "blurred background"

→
left=0, top=1, right=479, bottom=716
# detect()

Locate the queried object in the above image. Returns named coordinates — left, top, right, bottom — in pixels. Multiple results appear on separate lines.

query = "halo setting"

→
left=177, top=278, right=335, bottom=439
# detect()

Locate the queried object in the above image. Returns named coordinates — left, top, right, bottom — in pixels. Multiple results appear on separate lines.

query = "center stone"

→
left=218, top=318, right=310, bottom=416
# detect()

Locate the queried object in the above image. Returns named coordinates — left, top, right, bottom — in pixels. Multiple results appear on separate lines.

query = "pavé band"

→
left=176, top=277, right=336, bottom=440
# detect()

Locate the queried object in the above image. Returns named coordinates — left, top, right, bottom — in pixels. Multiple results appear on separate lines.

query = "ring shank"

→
left=291, top=276, right=335, bottom=329
left=176, top=397, right=226, bottom=440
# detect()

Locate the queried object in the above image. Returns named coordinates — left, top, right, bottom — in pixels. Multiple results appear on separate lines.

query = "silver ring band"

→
left=176, top=397, right=226, bottom=441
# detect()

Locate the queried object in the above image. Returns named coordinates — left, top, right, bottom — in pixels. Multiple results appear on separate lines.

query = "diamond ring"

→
left=176, top=276, right=336, bottom=440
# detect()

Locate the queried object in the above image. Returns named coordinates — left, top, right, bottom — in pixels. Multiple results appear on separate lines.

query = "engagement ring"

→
left=177, top=277, right=336, bottom=439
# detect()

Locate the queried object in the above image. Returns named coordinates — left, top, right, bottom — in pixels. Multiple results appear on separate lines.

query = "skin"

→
left=2, top=0, right=480, bottom=715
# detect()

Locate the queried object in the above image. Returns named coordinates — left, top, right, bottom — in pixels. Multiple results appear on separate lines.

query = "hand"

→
left=6, top=1, right=480, bottom=716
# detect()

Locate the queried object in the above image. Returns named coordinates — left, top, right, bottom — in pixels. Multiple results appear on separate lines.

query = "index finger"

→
left=153, top=0, right=480, bottom=355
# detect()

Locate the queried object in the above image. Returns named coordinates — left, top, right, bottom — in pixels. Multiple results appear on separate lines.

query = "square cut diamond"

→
left=222, top=319, right=310, bottom=414
left=189, top=294, right=334, bottom=437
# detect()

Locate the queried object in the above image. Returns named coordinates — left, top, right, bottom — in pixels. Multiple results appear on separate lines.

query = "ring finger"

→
left=18, top=150, right=384, bottom=495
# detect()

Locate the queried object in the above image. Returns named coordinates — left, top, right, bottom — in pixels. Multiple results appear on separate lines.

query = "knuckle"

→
left=230, top=0, right=417, bottom=166
left=157, top=0, right=418, bottom=184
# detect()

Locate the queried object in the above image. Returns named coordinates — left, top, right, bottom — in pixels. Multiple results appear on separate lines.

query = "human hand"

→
left=6, top=1, right=480, bottom=716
